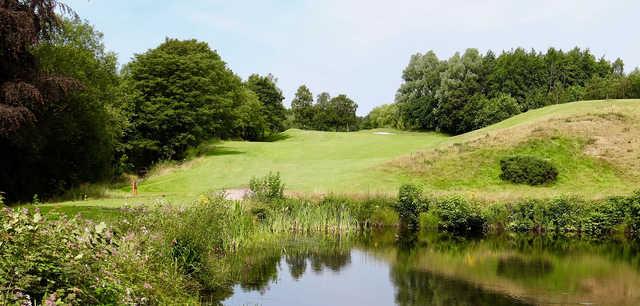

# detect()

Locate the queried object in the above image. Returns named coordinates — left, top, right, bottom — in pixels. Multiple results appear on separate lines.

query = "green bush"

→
left=499, top=155, right=559, bottom=185
left=249, top=172, right=285, bottom=202
left=627, top=191, right=640, bottom=239
left=395, top=184, right=423, bottom=229
left=0, top=208, right=191, bottom=304
left=545, top=198, right=582, bottom=232
left=433, top=196, right=486, bottom=235
left=507, top=199, right=545, bottom=233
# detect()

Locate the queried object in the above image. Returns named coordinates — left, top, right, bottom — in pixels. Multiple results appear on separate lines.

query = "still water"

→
left=219, top=230, right=640, bottom=306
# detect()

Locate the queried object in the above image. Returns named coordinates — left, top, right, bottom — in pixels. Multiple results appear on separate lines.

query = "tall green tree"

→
left=329, top=94, right=358, bottom=131
left=120, top=38, right=243, bottom=170
left=363, top=103, right=401, bottom=129
left=233, top=88, right=266, bottom=141
left=246, top=74, right=287, bottom=134
left=395, top=51, right=444, bottom=130
left=291, top=85, right=314, bottom=129
left=435, top=49, right=484, bottom=134
left=1, top=16, right=119, bottom=202
left=312, top=92, right=332, bottom=130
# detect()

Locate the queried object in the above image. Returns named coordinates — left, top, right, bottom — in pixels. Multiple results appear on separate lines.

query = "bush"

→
left=0, top=208, right=191, bottom=304
left=433, top=196, right=486, bottom=235
left=395, top=184, right=423, bottom=229
left=507, top=199, right=546, bottom=233
left=627, top=191, right=640, bottom=239
left=499, top=155, right=558, bottom=185
left=249, top=172, right=285, bottom=202
left=545, top=198, right=582, bottom=232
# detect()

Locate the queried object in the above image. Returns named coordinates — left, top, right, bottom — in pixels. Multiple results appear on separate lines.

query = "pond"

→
left=215, top=229, right=640, bottom=306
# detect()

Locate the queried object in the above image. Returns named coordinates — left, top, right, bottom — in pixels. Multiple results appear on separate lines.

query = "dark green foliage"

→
left=433, top=196, right=486, bottom=235
left=119, top=38, right=252, bottom=171
left=394, top=47, right=639, bottom=135
left=310, top=92, right=359, bottom=132
left=582, top=198, right=625, bottom=238
left=507, top=199, right=546, bottom=233
left=245, top=74, right=287, bottom=134
left=291, top=85, right=315, bottom=129
left=249, top=172, right=285, bottom=202
left=545, top=198, right=582, bottom=232
left=627, top=191, right=640, bottom=238
left=171, top=238, right=203, bottom=276
left=361, top=103, right=401, bottom=129
left=395, top=184, right=423, bottom=229
left=462, top=93, right=520, bottom=131
left=499, top=155, right=559, bottom=185
left=1, top=18, right=119, bottom=202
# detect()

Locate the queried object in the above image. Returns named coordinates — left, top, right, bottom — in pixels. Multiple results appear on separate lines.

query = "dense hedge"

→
left=499, top=155, right=559, bottom=185
left=419, top=190, right=640, bottom=239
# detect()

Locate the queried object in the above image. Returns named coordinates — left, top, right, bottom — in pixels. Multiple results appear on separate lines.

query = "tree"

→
left=1, top=16, right=120, bottom=202
left=612, top=58, right=625, bottom=77
left=0, top=0, right=77, bottom=135
left=629, top=68, right=640, bottom=98
left=120, top=38, right=244, bottom=170
left=364, top=103, right=401, bottom=129
left=329, top=94, right=358, bottom=131
left=233, top=88, right=266, bottom=141
left=462, top=93, right=520, bottom=130
left=394, top=46, right=622, bottom=135
left=435, top=49, right=484, bottom=134
left=312, top=92, right=332, bottom=130
left=395, top=51, right=444, bottom=130
left=246, top=74, right=287, bottom=134
left=291, top=85, right=314, bottom=129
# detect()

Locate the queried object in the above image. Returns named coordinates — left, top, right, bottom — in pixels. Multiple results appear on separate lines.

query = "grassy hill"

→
left=390, top=99, right=640, bottom=200
left=49, top=99, right=640, bottom=208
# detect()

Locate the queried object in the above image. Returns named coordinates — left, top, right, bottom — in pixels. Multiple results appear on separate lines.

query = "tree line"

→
left=0, top=0, right=313, bottom=202
left=290, top=85, right=359, bottom=132
left=365, top=48, right=640, bottom=134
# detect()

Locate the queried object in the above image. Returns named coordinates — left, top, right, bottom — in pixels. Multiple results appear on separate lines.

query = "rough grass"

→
left=389, top=99, right=640, bottom=201
left=46, top=99, right=640, bottom=208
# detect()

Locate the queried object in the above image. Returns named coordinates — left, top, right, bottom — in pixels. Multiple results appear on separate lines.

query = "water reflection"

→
left=220, top=230, right=640, bottom=306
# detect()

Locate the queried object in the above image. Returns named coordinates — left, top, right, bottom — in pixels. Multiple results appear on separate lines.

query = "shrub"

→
left=545, top=197, right=582, bottom=232
left=507, top=199, right=546, bottom=233
left=627, top=191, right=640, bottom=239
left=249, top=172, right=285, bottom=202
left=395, top=184, right=423, bottom=229
left=433, top=196, right=486, bottom=235
left=0, top=208, right=187, bottom=304
left=499, top=155, right=558, bottom=185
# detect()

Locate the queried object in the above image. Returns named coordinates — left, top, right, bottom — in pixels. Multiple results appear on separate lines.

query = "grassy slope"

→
left=392, top=99, right=640, bottom=200
left=46, top=99, right=640, bottom=209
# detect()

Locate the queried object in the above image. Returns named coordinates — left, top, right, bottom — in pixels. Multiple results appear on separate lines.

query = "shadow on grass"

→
left=260, top=133, right=292, bottom=142
left=202, top=146, right=245, bottom=156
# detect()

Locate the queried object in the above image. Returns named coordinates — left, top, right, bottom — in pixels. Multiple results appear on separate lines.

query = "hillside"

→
left=52, top=99, right=640, bottom=207
left=389, top=99, right=640, bottom=200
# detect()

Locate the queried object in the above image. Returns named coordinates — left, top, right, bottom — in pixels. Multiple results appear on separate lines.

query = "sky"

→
left=65, top=0, right=640, bottom=115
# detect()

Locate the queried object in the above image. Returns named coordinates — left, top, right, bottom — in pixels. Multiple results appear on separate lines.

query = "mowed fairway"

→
left=49, top=99, right=640, bottom=208
left=139, top=129, right=448, bottom=198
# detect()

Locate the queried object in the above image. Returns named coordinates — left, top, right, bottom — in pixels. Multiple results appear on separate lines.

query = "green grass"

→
left=45, top=99, right=640, bottom=208
left=400, top=136, right=633, bottom=200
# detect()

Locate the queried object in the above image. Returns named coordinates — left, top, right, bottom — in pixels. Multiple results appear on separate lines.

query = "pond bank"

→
left=3, top=191, right=640, bottom=304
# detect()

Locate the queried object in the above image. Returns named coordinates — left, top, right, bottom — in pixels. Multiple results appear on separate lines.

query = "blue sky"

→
left=66, top=0, right=640, bottom=115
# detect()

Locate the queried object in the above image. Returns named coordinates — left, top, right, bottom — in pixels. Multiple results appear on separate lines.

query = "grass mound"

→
left=390, top=99, right=640, bottom=201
